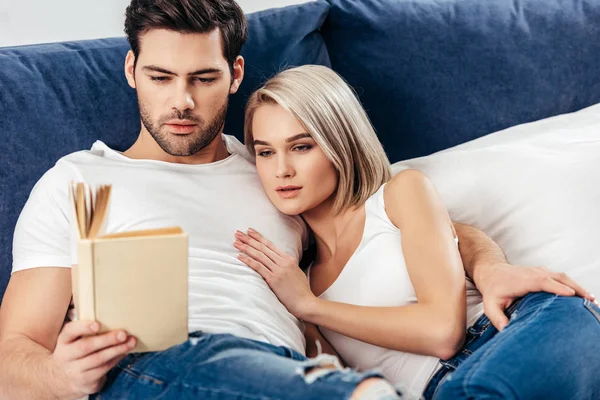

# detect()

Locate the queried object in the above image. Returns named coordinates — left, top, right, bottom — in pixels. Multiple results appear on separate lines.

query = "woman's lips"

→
left=276, top=187, right=302, bottom=199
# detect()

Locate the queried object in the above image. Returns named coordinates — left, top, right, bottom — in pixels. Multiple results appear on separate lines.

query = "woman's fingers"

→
left=234, top=236, right=277, bottom=269
left=238, top=253, right=272, bottom=281
left=247, top=228, right=286, bottom=258
left=235, top=230, right=281, bottom=262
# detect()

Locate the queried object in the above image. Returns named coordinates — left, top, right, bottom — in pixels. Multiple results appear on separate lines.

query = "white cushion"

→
left=392, top=103, right=600, bottom=296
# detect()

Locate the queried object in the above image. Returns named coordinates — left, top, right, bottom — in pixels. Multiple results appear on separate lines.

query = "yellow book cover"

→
left=69, top=183, right=188, bottom=353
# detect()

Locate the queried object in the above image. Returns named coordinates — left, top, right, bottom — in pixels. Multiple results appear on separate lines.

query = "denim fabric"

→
left=0, top=1, right=331, bottom=302
left=323, top=0, right=600, bottom=163
left=423, top=293, right=600, bottom=399
left=90, top=332, right=390, bottom=400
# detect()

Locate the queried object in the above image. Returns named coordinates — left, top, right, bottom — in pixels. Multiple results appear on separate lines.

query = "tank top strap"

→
left=366, top=182, right=459, bottom=245
left=364, top=183, right=397, bottom=230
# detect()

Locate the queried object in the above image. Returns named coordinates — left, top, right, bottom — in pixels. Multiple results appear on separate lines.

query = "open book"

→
left=69, top=182, right=188, bottom=352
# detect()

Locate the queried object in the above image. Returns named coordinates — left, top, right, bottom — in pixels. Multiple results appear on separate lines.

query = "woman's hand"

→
left=234, top=228, right=317, bottom=318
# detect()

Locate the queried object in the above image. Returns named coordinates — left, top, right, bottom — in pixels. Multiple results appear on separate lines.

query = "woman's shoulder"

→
left=386, top=169, right=431, bottom=192
left=383, top=169, right=438, bottom=227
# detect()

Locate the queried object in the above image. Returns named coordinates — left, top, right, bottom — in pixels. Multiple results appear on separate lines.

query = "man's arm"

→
left=0, top=268, right=135, bottom=400
left=453, top=222, right=595, bottom=330
left=1, top=162, right=138, bottom=399
left=0, top=268, right=80, bottom=399
left=453, top=222, right=507, bottom=283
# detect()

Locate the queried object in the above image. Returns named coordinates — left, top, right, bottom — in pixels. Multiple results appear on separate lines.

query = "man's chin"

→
left=155, top=132, right=198, bottom=154
left=157, top=139, right=197, bottom=156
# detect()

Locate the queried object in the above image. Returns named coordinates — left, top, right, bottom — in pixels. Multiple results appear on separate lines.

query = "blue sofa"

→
left=1, top=0, right=600, bottom=303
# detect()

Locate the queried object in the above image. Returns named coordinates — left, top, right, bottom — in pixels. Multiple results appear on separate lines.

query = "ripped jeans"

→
left=91, top=331, right=396, bottom=399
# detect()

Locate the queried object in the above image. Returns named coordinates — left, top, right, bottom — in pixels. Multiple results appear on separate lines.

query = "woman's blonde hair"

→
left=244, top=65, right=392, bottom=214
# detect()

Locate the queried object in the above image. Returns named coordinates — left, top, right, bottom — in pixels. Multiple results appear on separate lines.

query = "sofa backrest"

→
left=322, top=0, right=600, bottom=162
left=0, top=1, right=331, bottom=302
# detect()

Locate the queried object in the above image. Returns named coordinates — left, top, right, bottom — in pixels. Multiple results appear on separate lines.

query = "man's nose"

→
left=172, top=84, right=195, bottom=113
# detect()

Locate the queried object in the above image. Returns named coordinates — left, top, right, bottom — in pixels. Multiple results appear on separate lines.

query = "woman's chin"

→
left=273, top=202, right=305, bottom=216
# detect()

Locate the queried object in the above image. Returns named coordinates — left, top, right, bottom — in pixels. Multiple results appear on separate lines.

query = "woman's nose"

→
left=276, top=156, right=294, bottom=178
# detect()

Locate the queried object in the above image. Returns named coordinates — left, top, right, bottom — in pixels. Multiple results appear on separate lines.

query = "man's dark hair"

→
left=124, top=0, right=247, bottom=72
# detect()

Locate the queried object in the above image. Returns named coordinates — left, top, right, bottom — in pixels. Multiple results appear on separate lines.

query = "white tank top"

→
left=309, top=184, right=484, bottom=395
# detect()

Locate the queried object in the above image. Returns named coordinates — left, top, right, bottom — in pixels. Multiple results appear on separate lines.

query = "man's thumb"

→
left=485, top=304, right=509, bottom=332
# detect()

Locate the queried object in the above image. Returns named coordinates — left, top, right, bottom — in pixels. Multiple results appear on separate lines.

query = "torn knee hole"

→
left=296, top=353, right=346, bottom=384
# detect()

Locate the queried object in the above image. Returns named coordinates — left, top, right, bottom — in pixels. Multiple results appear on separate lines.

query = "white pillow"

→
left=392, top=103, right=600, bottom=296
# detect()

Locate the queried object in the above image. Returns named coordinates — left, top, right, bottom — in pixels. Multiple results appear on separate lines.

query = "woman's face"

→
left=251, top=103, right=338, bottom=216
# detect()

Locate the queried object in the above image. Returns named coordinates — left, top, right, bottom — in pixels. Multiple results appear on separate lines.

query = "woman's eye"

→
left=293, top=144, right=312, bottom=152
left=257, top=150, right=273, bottom=157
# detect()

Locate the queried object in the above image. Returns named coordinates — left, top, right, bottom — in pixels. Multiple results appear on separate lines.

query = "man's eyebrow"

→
left=142, top=65, right=176, bottom=75
left=189, top=68, right=223, bottom=76
left=141, top=66, right=223, bottom=76
left=253, top=133, right=313, bottom=146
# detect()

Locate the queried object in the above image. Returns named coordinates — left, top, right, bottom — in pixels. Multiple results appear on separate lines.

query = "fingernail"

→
left=248, top=228, right=255, bottom=233
left=128, top=338, right=136, bottom=347
left=117, top=332, right=127, bottom=341
left=589, top=292, right=596, bottom=299
left=90, top=323, right=100, bottom=333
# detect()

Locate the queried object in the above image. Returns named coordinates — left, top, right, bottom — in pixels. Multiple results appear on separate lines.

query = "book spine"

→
left=73, top=240, right=96, bottom=321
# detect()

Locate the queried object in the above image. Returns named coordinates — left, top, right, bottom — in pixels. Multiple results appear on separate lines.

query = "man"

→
left=0, top=0, right=591, bottom=399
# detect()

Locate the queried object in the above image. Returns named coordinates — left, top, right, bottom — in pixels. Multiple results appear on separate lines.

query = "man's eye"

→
left=193, top=77, right=216, bottom=84
left=150, top=76, right=170, bottom=82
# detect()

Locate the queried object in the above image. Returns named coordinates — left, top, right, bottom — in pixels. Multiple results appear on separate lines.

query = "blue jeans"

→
left=91, top=331, right=392, bottom=399
left=423, top=292, right=600, bottom=400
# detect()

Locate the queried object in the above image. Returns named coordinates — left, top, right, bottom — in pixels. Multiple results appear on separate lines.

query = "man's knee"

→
left=351, top=378, right=403, bottom=400
left=296, top=353, right=403, bottom=399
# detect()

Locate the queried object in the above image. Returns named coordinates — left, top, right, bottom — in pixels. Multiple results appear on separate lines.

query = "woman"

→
left=234, top=65, right=600, bottom=399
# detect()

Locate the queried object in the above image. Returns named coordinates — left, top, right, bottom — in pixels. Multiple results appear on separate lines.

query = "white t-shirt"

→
left=12, top=135, right=308, bottom=353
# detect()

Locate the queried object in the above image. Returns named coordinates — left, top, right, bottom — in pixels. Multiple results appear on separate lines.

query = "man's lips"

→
left=164, top=122, right=198, bottom=134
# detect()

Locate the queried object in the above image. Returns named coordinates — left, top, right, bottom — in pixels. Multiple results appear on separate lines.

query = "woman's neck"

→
left=302, top=199, right=363, bottom=263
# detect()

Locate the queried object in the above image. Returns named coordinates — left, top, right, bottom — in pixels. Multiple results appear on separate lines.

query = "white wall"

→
left=0, top=0, right=311, bottom=47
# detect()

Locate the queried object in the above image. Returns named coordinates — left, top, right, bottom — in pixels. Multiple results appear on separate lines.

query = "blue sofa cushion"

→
left=227, top=1, right=331, bottom=141
left=323, top=0, right=600, bottom=163
left=0, top=1, right=331, bottom=302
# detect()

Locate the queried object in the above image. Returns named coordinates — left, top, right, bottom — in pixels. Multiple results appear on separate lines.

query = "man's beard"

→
left=139, top=99, right=228, bottom=157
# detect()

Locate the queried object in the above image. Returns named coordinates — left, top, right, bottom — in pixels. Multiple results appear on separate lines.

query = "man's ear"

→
left=229, top=55, right=245, bottom=95
left=124, top=50, right=137, bottom=89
